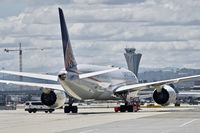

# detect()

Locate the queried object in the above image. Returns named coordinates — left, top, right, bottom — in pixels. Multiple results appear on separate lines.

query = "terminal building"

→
left=124, top=48, right=142, bottom=77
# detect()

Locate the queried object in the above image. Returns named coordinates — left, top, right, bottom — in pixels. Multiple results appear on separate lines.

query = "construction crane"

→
left=4, top=43, right=47, bottom=84
left=4, top=43, right=49, bottom=73
left=4, top=43, right=23, bottom=73
left=4, top=43, right=23, bottom=86
left=4, top=43, right=23, bottom=90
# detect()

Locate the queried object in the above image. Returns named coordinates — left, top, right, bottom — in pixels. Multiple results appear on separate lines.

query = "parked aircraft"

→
left=0, top=8, right=200, bottom=113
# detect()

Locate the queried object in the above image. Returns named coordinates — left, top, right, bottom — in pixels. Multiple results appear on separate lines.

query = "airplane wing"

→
left=0, top=70, right=58, bottom=81
left=0, top=80, right=64, bottom=91
left=115, top=74, right=200, bottom=93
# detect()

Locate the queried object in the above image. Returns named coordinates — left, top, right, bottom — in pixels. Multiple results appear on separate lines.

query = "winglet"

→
left=58, top=8, right=77, bottom=72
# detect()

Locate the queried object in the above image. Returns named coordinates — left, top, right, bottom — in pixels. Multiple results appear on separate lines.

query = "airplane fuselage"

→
left=59, top=64, right=138, bottom=100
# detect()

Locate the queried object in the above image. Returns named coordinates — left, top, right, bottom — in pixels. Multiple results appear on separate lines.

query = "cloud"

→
left=0, top=0, right=200, bottom=72
left=8, top=0, right=145, bottom=6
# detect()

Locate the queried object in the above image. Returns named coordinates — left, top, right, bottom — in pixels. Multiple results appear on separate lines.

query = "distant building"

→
left=139, top=68, right=200, bottom=90
left=124, top=48, right=142, bottom=77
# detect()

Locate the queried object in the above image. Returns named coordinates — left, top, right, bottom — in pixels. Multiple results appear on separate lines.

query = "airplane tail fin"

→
left=58, top=8, right=77, bottom=73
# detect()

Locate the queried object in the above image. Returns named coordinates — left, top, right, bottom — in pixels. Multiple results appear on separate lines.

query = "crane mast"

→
left=4, top=43, right=23, bottom=73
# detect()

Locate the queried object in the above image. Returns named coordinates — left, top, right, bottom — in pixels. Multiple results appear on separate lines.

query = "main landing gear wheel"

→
left=127, top=105, right=134, bottom=112
left=119, top=105, right=126, bottom=112
left=115, top=92, right=140, bottom=113
left=64, top=96, right=78, bottom=113
left=116, top=103, right=140, bottom=112
left=64, top=106, right=70, bottom=113
left=64, top=106, right=78, bottom=113
left=71, top=106, right=78, bottom=113
left=119, top=105, right=134, bottom=112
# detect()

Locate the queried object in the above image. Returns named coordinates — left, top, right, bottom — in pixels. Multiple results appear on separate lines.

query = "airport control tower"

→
left=124, top=48, right=142, bottom=77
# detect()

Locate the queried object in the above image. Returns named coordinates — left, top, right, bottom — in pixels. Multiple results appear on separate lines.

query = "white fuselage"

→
left=59, top=64, right=138, bottom=100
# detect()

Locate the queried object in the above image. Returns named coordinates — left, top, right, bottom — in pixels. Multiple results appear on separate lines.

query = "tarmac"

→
left=0, top=105, right=200, bottom=133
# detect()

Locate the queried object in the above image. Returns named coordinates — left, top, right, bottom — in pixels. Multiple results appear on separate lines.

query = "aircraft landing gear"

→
left=114, top=92, right=140, bottom=112
left=64, top=97, right=78, bottom=113
left=64, top=105, right=78, bottom=113
left=114, top=103, right=139, bottom=112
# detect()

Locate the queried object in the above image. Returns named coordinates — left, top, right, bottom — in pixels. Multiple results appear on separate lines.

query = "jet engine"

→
left=41, top=90, right=66, bottom=108
left=152, top=85, right=177, bottom=106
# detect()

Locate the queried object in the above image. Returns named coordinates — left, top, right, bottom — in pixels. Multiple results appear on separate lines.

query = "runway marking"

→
left=161, top=119, right=198, bottom=133
left=161, top=129, right=172, bottom=133
left=79, top=129, right=99, bottom=133
left=179, top=119, right=198, bottom=127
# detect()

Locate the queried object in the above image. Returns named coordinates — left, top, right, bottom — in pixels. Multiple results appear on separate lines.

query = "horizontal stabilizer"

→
left=0, top=70, right=58, bottom=81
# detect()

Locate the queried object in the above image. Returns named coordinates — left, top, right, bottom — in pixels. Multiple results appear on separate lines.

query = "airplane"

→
left=0, top=8, right=200, bottom=113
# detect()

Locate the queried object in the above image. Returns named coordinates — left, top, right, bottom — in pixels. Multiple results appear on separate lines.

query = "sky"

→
left=0, top=0, right=200, bottom=73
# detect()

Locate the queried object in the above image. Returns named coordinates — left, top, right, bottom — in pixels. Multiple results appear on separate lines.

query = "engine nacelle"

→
left=153, top=85, right=177, bottom=106
left=41, top=90, right=66, bottom=108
